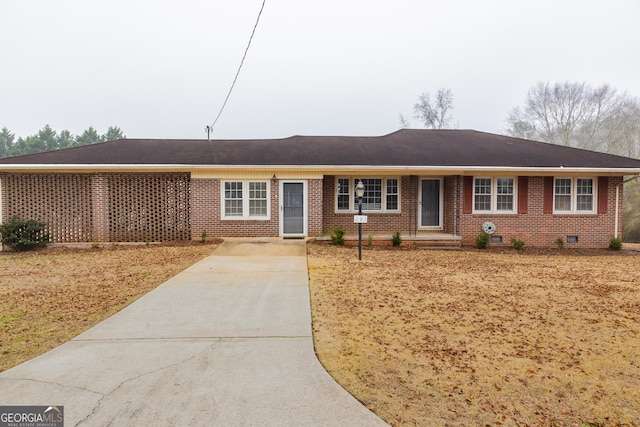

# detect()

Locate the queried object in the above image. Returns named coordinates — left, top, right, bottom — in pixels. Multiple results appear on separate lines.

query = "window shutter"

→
left=543, top=176, right=554, bottom=214
left=463, top=176, right=473, bottom=214
left=518, top=177, right=528, bottom=214
left=598, top=176, right=609, bottom=214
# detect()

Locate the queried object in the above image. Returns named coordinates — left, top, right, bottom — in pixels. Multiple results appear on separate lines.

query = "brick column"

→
left=308, top=178, right=323, bottom=237
left=91, top=174, right=109, bottom=242
left=190, top=178, right=219, bottom=240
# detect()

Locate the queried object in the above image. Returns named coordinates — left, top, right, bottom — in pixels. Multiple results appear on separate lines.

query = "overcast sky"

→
left=1, top=0, right=639, bottom=140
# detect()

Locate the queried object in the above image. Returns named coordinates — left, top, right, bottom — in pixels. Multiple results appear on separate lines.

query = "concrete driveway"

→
left=0, top=238, right=388, bottom=426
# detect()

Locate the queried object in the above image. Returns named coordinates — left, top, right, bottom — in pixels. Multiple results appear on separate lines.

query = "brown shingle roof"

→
left=2, top=129, right=640, bottom=169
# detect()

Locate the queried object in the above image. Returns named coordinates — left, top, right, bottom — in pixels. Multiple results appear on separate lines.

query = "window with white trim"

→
left=249, top=182, right=268, bottom=216
left=223, top=180, right=270, bottom=219
left=337, top=178, right=350, bottom=210
left=554, top=177, right=595, bottom=213
left=473, top=177, right=516, bottom=213
left=224, top=181, right=243, bottom=217
left=335, top=177, right=400, bottom=212
left=496, top=178, right=514, bottom=211
left=356, top=178, right=382, bottom=210
left=386, top=178, right=399, bottom=210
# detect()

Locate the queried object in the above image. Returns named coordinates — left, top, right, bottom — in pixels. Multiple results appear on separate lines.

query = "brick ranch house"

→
left=1, top=129, right=640, bottom=248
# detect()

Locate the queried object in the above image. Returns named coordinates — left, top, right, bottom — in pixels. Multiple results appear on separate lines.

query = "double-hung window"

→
left=356, top=178, right=382, bottom=210
left=386, top=178, right=399, bottom=210
left=496, top=178, right=515, bottom=211
left=554, top=178, right=595, bottom=213
left=224, top=181, right=244, bottom=217
left=337, top=178, right=350, bottom=210
left=223, top=180, right=269, bottom=219
left=473, top=177, right=516, bottom=213
left=335, top=177, right=400, bottom=212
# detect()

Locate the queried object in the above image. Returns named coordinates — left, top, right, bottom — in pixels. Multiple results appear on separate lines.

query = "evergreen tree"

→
left=102, top=126, right=125, bottom=141
left=24, top=135, right=46, bottom=154
left=0, top=127, right=15, bottom=158
left=57, top=130, right=74, bottom=149
left=75, top=126, right=102, bottom=146
left=36, top=124, right=58, bottom=151
left=9, top=137, right=27, bottom=157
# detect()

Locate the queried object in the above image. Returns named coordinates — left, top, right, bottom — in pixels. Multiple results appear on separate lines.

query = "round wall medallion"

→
left=481, top=221, right=496, bottom=234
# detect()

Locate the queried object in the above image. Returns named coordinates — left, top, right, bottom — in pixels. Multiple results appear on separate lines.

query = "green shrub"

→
left=475, top=232, right=489, bottom=249
left=391, top=231, right=402, bottom=247
left=328, top=226, right=345, bottom=245
left=367, top=233, right=373, bottom=247
left=555, top=237, right=565, bottom=249
left=609, top=236, right=623, bottom=251
left=0, top=216, right=50, bottom=251
left=200, top=231, right=207, bottom=243
left=511, top=237, right=525, bottom=250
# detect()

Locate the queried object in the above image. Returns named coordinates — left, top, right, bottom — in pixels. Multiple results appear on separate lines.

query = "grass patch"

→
left=307, top=243, right=640, bottom=426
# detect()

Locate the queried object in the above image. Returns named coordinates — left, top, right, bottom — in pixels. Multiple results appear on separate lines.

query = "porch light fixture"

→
left=356, top=180, right=365, bottom=260
left=272, top=174, right=277, bottom=184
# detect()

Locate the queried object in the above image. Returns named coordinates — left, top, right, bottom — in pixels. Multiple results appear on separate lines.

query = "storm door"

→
left=420, top=178, right=443, bottom=228
left=281, top=182, right=305, bottom=235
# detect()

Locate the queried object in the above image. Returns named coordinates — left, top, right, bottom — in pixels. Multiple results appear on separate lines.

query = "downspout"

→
left=456, top=175, right=461, bottom=237
left=615, top=175, right=640, bottom=239
left=0, top=176, right=3, bottom=251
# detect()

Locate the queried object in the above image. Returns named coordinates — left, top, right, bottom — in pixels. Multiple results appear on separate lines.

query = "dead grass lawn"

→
left=0, top=243, right=217, bottom=372
left=307, top=244, right=640, bottom=426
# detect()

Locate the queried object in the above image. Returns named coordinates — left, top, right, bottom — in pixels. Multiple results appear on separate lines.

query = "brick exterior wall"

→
left=1, top=173, right=93, bottom=242
left=321, top=174, right=623, bottom=248
left=190, top=178, right=219, bottom=239
left=458, top=176, right=624, bottom=248
left=0, top=172, right=625, bottom=247
left=323, top=176, right=424, bottom=235
left=190, top=178, right=280, bottom=238
left=91, top=174, right=109, bottom=242
left=107, top=173, right=190, bottom=242
left=1, top=172, right=189, bottom=243
left=190, top=178, right=324, bottom=239
left=443, top=176, right=460, bottom=235
left=308, top=179, right=324, bottom=237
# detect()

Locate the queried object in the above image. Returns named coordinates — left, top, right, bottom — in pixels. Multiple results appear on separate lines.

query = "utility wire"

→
left=208, top=0, right=266, bottom=135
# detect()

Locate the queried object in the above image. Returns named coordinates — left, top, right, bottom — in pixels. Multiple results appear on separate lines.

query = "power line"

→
left=207, top=0, right=266, bottom=137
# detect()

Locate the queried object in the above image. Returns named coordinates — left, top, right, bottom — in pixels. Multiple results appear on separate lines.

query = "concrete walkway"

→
left=0, top=238, right=388, bottom=426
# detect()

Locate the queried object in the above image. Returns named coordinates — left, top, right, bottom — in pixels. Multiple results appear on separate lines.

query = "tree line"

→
left=0, top=125, right=125, bottom=158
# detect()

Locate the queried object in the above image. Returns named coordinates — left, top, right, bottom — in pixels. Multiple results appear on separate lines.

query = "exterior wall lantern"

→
left=355, top=180, right=366, bottom=260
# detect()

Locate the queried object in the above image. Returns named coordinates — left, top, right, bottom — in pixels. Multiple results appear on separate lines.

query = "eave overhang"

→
left=1, top=164, right=640, bottom=176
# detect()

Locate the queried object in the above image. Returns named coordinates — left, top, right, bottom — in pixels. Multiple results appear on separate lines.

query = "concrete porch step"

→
left=316, top=231, right=462, bottom=249
left=412, top=239, right=462, bottom=250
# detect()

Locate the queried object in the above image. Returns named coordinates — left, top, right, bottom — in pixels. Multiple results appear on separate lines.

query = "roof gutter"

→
left=1, top=164, right=640, bottom=175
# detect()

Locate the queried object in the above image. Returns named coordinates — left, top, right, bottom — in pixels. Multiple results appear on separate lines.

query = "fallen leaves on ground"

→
left=307, top=244, right=640, bottom=426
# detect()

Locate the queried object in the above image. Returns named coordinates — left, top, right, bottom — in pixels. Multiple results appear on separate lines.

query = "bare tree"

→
left=507, top=81, right=640, bottom=157
left=413, top=88, right=455, bottom=129
left=398, top=114, right=411, bottom=129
